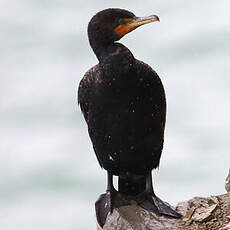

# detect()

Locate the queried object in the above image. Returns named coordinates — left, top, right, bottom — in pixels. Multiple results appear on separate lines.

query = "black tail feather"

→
left=118, top=176, right=146, bottom=196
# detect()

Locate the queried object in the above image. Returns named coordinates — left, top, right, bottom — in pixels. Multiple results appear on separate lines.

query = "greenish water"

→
left=1, top=0, right=230, bottom=229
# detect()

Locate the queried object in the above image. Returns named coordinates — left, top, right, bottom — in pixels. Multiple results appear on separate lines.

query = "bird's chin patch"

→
left=114, top=24, right=132, bottom=37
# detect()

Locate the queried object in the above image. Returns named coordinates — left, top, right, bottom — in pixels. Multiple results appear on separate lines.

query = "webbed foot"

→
left=137, top=192, right=181, bottom=218
left=95, top=189, right=117, bottom=228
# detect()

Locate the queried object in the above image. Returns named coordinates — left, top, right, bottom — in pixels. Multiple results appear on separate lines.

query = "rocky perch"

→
left=96, top=192, right=230, bottom=229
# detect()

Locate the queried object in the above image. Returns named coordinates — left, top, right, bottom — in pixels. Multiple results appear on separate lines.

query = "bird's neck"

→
left=91, top=42, right=135, bottom=73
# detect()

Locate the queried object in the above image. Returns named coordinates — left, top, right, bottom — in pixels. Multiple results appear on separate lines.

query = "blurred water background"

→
left=1, top=0, right=230, bottom=229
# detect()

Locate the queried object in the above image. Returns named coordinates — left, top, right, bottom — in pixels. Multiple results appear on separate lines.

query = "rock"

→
left=225, top=169, right=230, bottom=193
left=220, top=222, right=230, bottom=230
left=96, top=194, right=230, bottom=230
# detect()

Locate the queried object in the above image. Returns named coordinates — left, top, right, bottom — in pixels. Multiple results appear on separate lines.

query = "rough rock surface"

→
left=96, top=194, right=230, bottom=230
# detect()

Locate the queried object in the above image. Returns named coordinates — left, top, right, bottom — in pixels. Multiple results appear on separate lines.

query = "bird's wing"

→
left=78, top=64, right=99, bottom=123
left=78, top=64, right=104, bottom=167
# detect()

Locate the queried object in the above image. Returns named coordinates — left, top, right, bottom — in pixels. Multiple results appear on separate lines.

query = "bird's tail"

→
left=118, top=176, right=146, bottom=196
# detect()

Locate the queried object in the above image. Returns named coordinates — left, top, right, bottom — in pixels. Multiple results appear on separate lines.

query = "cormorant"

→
left=78, top=8, right=181, bottom=227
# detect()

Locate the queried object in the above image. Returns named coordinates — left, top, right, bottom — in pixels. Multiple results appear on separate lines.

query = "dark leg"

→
left=146, top=171, right=154, bottom=193
left=138, top=171, right=181, bottom=218
left=95, top=171, right=117, bottom=228
left=106, top=171, right=116, bottom=213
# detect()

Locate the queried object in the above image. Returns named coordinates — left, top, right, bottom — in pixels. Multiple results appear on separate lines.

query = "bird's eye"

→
left=118, top=19, right=125, bottom=24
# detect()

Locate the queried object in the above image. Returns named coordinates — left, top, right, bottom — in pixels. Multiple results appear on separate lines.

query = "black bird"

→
left=78, top=8, right=181, bottom=227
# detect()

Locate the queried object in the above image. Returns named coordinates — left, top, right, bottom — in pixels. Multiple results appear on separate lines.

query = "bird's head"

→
left=88, top=8, right=159, bottom=48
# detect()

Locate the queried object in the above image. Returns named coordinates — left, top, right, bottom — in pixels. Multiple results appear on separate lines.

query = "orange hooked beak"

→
left=114, top=15, right=159, bottom=37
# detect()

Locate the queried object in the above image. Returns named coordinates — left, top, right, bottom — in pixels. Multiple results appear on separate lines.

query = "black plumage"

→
left=78, top=8, right=181, bottom=227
